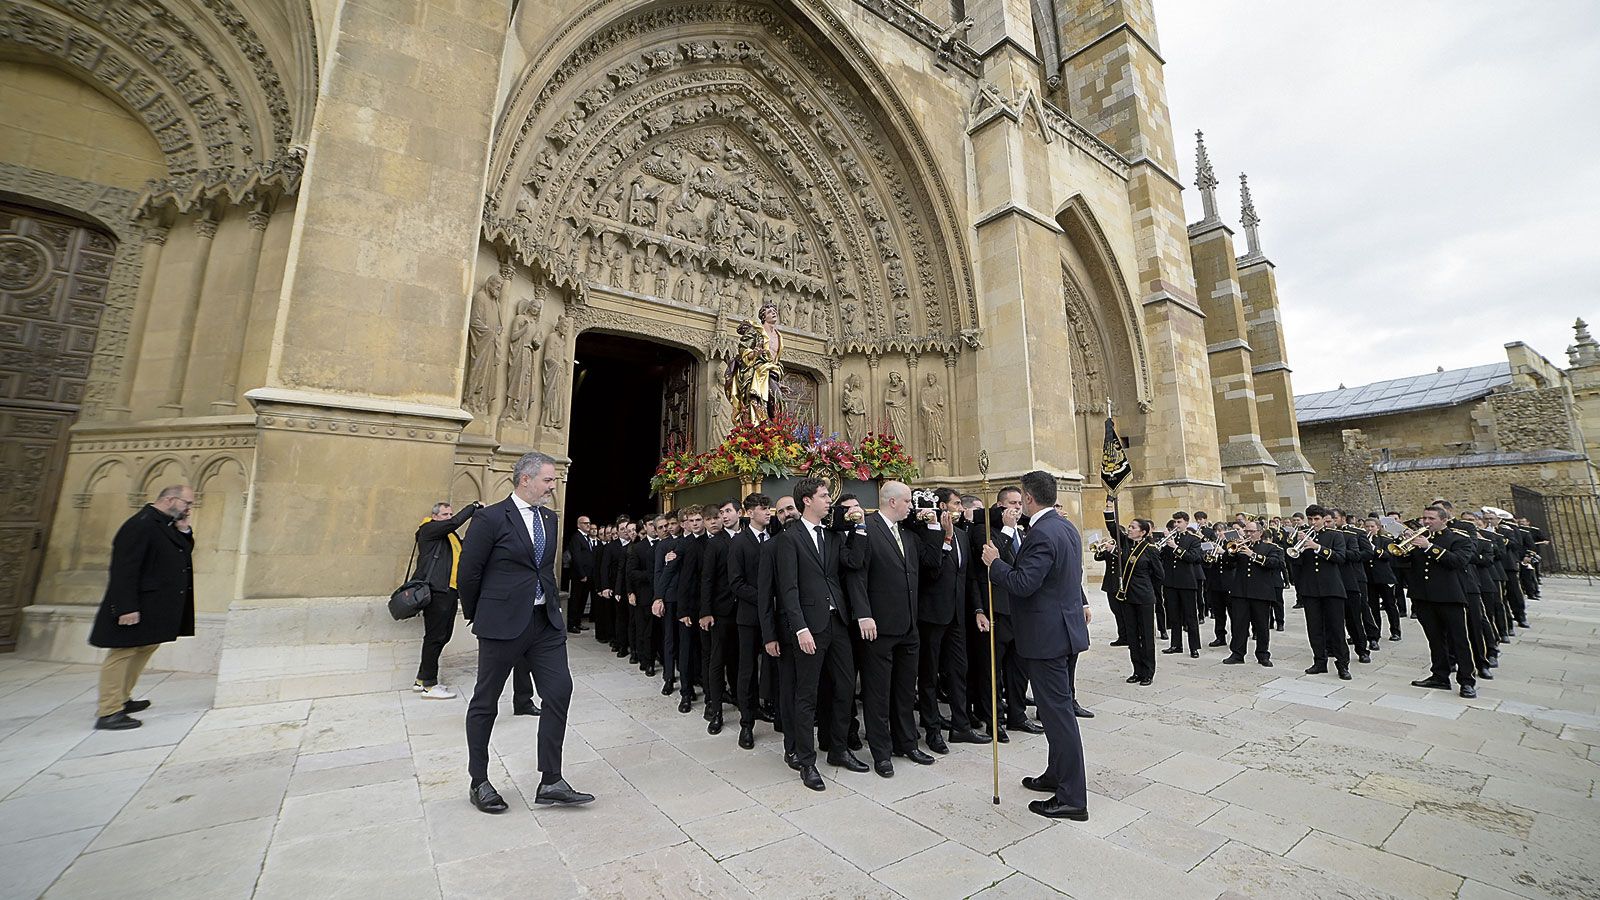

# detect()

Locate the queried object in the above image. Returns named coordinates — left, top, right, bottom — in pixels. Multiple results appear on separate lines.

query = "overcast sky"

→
left=1156, top=1, right=1600, bottom=395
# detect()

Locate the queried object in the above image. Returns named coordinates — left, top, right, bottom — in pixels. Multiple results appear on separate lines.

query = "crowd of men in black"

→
left=1096, top=500, right=1546, bottom=698
left=556, top=482, right=1078, bottom=793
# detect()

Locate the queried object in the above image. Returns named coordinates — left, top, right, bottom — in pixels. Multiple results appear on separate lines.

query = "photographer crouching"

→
left=413, top=500, right=482, bottom=699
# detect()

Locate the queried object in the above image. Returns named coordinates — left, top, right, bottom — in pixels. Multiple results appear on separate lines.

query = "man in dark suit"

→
left=843, top=481, right=935, bottom=777
left=89, top=484, right=197, bottom=731
left=699, top=502, right=739, bottom=732
left=774, top=477, right=869, bottom=790
left=628, top=517, right=662, bottom=675
left=566, top=515, right=597, bottom=637
left=458, top=452, right=591, bottom=812
left=980, top=470, right=1090, bottom=821
left=728, top=493, right=777, bottom=749
left=665, top=506, right=708, bottom=712
left=971, top=487, right=1046, bottom=739
left=915, top=487, right=989, bottom=753
left=1160, top=515, right=1206, bottom=656
left=1222, top=521, right=1283, bottom=666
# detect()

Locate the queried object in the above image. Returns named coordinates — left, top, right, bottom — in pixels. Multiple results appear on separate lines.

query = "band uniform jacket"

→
left=727, top=527, right=776, bottom=641
left=843, top=513, right=921, bottom=636
left=1290, top=528, right=1346, bottom=598
left=1496, top=524, right=1528, bottom=577
left=1365, top=535, right=1397, bottom=587
left=1479, top=528, right=1509, bottom=585
left=1403, top=528, right=1474, bottom=604
left=699, top=529, right=738, bottom=620
left=986, top=508, right=1088, bottom=660
left=1092, top=541, right=1120, bottom=597
left=90, top=504, right=197, bottom=649
left=457, top=496, right=562, bottom=639
left=412, top=504, right=476, bottom=591
left=1104, top=511, right=1163, bottom=606
left=1448, top=522, right=1488, bottom=596
left=773, top=521, right=863, bottom=637
left=914, top=520, right=967, bottom=626
left=1160, top=531, right=1206, bottom=590
left=1338, top=525, right=1373, bottom=591
left=1228, top=542, right=1285, bottom=602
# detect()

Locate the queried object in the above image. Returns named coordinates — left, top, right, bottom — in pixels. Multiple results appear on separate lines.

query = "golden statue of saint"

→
left=724, top=302, right=785, bottom=426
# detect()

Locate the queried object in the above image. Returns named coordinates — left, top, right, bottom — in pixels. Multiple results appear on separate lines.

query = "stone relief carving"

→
left=883, top=370, right=910, bottom=440
left=919, top=370, right=947, bottom=463
left=502, top=290, right=544, bottom=423
left=1062, top=269, right=1105, bottom=416
left=710, top=380, right=734, bottom=444
left=840, top=373, right=866, bottom=443
left=541, top=315, right=571, bottom=430
left=465, top=274, right=504, bottom=416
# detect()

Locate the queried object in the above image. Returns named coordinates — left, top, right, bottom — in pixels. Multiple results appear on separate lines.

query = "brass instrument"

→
left=1378, top=517, right=1427, bottom=556
left=1155, top=528, right=1180, bottom=551
left=1284, top=525, right=1323, bottom=559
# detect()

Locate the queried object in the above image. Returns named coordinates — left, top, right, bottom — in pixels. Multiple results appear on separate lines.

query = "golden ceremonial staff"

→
left=979, top=449, right=1001, bottom=805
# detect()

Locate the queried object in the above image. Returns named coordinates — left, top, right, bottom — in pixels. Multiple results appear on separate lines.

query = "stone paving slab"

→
left=2, top=579, right=1599, bottom=898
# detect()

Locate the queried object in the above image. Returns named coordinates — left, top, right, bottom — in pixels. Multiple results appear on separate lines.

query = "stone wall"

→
left=1487, top=387, right=1580, bottom=453
left=1311, top=429, right=1382, bottom=514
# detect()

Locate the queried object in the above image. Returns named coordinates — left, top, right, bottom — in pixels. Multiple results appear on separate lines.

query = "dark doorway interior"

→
left=565, top=332, right=695, bottom=532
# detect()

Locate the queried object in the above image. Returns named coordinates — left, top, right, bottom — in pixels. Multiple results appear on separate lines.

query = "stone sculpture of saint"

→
left=883, top=370, right=911, bottom=440
left=724, top=302, right=784, bottom=425
left=920, top=370, right=947, bottom=462
left=542, top=316, right=570, bottom=430
left=503, top=297, right=542, bottom=423
left=465, top=273, right=504, bottom=415
left=710, top=384, right=734, bottom=445
left=841, top=373, right=866, bottom=443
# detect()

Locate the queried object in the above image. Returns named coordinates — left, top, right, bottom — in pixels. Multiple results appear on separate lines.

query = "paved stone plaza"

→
left=2, top=579, right=1597, bottom=900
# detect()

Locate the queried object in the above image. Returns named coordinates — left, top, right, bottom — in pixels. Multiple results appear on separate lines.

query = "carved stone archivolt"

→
left=484, top=1, right=977, bottom=366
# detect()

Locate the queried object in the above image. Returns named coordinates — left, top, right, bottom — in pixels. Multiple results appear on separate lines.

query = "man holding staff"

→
left=980, top=470, right=1090, bottom=821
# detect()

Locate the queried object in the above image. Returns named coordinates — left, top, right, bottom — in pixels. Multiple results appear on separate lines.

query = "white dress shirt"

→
left=510, top=493, right=546, bottom=605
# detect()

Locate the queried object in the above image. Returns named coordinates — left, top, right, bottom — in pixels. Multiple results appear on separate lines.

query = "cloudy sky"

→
left=1156, top=1, right=1600, bottom=395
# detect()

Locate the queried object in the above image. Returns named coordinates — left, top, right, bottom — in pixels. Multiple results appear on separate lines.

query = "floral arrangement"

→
left=648, top=415, right=918, bottom=495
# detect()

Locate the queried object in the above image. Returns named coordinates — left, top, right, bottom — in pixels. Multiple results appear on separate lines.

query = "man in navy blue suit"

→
left=459, top=451, right=593, bottom=813
left=981, top=470, right=1091, bottom=820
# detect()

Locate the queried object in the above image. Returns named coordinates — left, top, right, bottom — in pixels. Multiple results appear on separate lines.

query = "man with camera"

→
left=411, top=499, right=483, bottom=700
left=915, top=487, right=989, bottom=753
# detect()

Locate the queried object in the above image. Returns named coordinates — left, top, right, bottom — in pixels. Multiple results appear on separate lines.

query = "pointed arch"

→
left=1055, top=194, right=1152, bottom=409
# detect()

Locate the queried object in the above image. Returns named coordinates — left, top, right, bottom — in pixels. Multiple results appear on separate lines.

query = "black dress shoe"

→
left=1008, top=718, right=1045, bottom=735
left=1275, top=624, right=1285, bottom=632
left=1369, top=640, right=1380, bottom=651
left=1022, top=775, right=1059, bottom=793
left=94, top=711, right=141, bottom=731
left=1516, top=619, right=1529, bottom=628
left=1411, top=677, right=1451, bottom=689
left=756, top=706, right=777, bottom=723
left=925, top=731, right=950, bottom=755
left=1138, top=678, right=1152, bottom=686
left=1337, top=668, right=1352, bottom=681
left=1476, top=668, right=1494, bottom=680
left=1161, top=646, right=1183, bottom=655
left=123, top=699, right=151, bottom=713
left=1389, top=633, right=1401, bottom=641
left=1208, top=639, right=1228, bottom=647
left=1258, top=658, right=1274, bottom=667
left=996, top=728, right=1009, bottom=743
left=948, top=728, right=988, bottom=744
left=785, top=751, right=802, bottom=771
left=567, top=626, right=582, bottom=635
left=874, top=759, right=894, bottom=777
left=848, top=734, right=864, bottom=752
left=619, top=650, right=631, bottom=658
left=1485, top=656, right=1500, bottom=668
left=1190, top=650, right=1200, bottom=658
left=708, top=715, right=724, bottom=735
left=1125, top=674, right=1141, bottom=684
left=1305, top=664, right=1328, bottom=675
left=513, top=702, right=541, bottom=716
left=470, top=781, right=508, bottom=813
left=1357, top=653, right=1372, bottom=664
left=800, top=765, right=826, bottom=791
left=737, top=725, right=755, bottom=749
left=1028, top=798, right=1089, bottom=821
left=1073, top=703, right=1094, bottom=719
left=643, top=665, right=656, bottom=677
left=661, top=680, right=674, bottom=696
left=827, top=750, right=869, bottom=773
left=1223, top=655, right=1246, bottom=665
left=1109, top=639, right=1128, bottom=647
left=678, top=698, right=692, bottom=714
left=1460, top=685, right=1478, bottom=699
left=535, top=778, right=595, bottom=806
left=896, top=748, right=936, bottom=766
left=1158, top=631, right=1168, bottom=641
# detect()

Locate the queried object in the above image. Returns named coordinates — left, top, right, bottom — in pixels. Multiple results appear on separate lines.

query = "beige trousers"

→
left=97, top=644, right=159, bottom=717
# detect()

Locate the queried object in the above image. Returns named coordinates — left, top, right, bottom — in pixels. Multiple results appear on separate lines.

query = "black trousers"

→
left=466, top=611, right=572, bottom=782
left=1154, top=593, right=1168, bottom=634
left=611, top=593, right=631, bottom=653
left=1163, top=587, right=1200, bottom=651
left=1520, top=563, right=1539, bottom=599
left=777, top=637, right=797, bottom=756
left=1393, top=579, right=1409, bottom=617
left=1272, top=588, right=1285, bottom=628
left=736, top=622, right=768, bottom=728
left=1206, top=585, right=1229, bottom=641
left=1108, top=594, right=1131, bottom=643
left=1302, top=595, right=1349, bottom=667
left=1127, top=601, right=1156, bottom=679
left=789, top=614, right=854, bottom=767
left=675, top=616, right=700, bottom=699
left=567, top=577, right=591, bottom=632
left=1504, top=573, right=1527, bottom=623
left=1227, top=595, right=1272, bottom=661
left=1485, top=581, right=1509, bottom=639
left=1464, top=592, right=1492, bottom=669
left=416, top=588, right=458, bottom=685
left=631, top=596, right=658, bottom=667
left=1027, top=653, right=1088, bottom=809
left=1415, top=600, right=1475, bottom=687
left=971, top=615, right=1028, bottom=728
left=860, top=629, right=919, bottom=762
left=1369, top=582, right=1400, bottom=636
left=1343, top=584, right=1378, bottom=648
left=818, top=630, right=863, bottom=752
left=917, top=619, right=970, bottom=731
left=702, top=617, right=737, bottom=716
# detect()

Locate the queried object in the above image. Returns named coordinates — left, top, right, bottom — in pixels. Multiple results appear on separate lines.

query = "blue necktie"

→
left=531, top=509, right=546, bottom=603
left=1012, top=532, right=1021, bottom=555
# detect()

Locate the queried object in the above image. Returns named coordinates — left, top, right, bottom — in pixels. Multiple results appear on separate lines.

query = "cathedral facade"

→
left=0, top=0, right=1310, bottom=695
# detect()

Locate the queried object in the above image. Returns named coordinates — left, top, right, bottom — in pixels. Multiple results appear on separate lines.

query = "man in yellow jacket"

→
left=413, top=501, right=481, bottom=698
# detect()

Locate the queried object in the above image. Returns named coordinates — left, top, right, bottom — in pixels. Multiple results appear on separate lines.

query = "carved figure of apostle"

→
left=883, top=370, right=911, bottom=440
left=542, top=316, right=571, bottom=430
left=465, top=274, right=504, bottom=415
left=840, top=373, right=867, bottom=443
left=724, top=303, right=784, bottom=425
left=710, top=383, right=735, bottom=444
left=920, top=370, right=947, bottom=462
left=503, top=298, right=542, bottom=423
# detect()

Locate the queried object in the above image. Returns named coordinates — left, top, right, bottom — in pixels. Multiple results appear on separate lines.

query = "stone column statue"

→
left=920, top=370, right=947, bottom=463
left=840, top=373, right=866, bottom=443
left=503, top=297, right=542, bottom=423
left=541, top=315, right=571, bottom=430
left=883, top=370, right=911, bottom=440
left=465, top=274, right=504, bottom=415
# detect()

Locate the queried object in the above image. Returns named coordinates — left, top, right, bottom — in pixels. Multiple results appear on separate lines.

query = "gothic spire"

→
left=1194, top=130, right=1219, bottom=222
left=1239, top=172, right=1262, bottom=256
left=1569, top=317, right=1600, bottom=367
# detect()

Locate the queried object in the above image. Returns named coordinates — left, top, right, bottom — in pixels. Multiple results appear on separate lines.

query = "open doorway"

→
left=564, top=331, right=697, bottom=532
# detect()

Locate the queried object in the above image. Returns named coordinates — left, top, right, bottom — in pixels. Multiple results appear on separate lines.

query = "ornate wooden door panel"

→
left=0, top=203, right=115, bottom=650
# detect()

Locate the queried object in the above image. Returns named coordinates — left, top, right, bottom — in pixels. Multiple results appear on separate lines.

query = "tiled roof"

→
left=1296, top=362, right=1511, bottom=425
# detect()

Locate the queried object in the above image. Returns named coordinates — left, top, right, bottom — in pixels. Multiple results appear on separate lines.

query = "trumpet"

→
left=1380, top=518, right=1428, bottom=556
left=1284, top=525, right=1321, bottom=559
left=1089, top=538, right=1117, bottom=555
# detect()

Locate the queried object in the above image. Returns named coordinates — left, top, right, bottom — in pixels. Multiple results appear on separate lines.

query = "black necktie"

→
left=813, top=525, right=825, bottom=565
